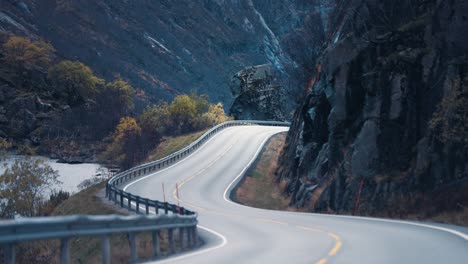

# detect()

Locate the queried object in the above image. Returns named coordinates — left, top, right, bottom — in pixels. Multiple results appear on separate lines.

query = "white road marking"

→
left=223, top=128, right=287, bottom=205
left=317, top=214, right=468, bottom=241
left=146, top=225, right=228, bottom=264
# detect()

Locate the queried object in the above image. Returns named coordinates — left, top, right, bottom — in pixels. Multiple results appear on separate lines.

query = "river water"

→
left=0, top=155, right=108, bottom=197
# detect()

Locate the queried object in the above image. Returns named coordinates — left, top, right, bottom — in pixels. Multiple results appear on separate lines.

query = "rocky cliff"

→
left=228, top=0, right=334, bottom=119
left=229, top=64, right=286, bottom=120
left=277, top=0, right=468, bottom=218
left=0, top=0, right=322, bottom=108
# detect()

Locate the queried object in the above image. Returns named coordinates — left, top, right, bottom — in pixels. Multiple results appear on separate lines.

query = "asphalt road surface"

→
left=125, top=125, right=468, bottom=264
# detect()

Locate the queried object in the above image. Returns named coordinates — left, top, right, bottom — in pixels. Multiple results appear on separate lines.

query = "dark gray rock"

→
left=229, top=64, right=287, bottom=121
left=351, top=120, right=379, bottom=178
left=277, top=0, right=468, bottom=216
left=9, top=109, right=36, bottom=137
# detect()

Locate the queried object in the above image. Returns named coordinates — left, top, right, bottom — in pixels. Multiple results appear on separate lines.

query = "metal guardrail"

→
left=106, top=120, right=291, bottom=204
left=0, top=120, right=290, bottom=264
left=0, top=214, right=197, bottom=264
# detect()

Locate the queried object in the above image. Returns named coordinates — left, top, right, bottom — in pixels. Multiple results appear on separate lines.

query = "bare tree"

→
left=0, top=157, right=60, bottom=218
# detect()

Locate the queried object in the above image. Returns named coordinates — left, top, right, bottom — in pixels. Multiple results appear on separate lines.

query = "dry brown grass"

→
left=235, top=132, right=298, bottom=211
left=146, top=129, right=208, bottom=162
left=426, top=208, right=468, bottom=226
left=374, top=180, right=468, bottom=227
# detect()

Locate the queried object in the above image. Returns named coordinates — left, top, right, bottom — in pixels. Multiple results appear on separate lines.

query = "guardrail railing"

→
left=0, top=120, right=290, bottom=264
left=0, top=214, right=197, bottom=264
left=106, top=120, right=291, bottom=205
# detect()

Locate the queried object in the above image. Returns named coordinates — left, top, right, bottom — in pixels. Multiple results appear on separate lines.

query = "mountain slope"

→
left=0, top=0, right=321, bottom=107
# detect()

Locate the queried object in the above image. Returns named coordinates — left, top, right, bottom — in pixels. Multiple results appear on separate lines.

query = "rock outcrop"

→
left=229, top=64, right=286, bottom=121
left=277, top=0, right=468, bottom=217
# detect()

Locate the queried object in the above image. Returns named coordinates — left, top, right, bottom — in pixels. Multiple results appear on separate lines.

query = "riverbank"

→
left=0, top=155, right=107, bottom=196
left=37, top=138, right=104, bottom=164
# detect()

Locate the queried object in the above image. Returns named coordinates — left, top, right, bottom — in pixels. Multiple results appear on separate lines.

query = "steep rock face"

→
left=229, top=64, right=285, bottom=120
left=277, top=0, right=468, bottom=217
left=228, top=0, right=335, bottom=119
left=0, top=0, right=320, bottom=107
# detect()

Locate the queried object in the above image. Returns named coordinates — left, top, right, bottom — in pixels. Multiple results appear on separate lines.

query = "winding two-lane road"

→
left=125, top=125, right=468, bottom=263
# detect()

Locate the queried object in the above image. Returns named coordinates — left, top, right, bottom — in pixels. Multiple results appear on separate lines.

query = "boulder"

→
left=229, top=64, right=287, bottom=121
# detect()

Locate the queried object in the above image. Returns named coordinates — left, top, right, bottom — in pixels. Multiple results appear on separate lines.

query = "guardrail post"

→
left=178, top=227, right=183, bottom=250
left=136, top=197, right=140, bottom=213
left=191, top=226, right=197, bottom=247
left=102, top=235, right=111, bottom=264
left=155, top=204, right=159, bottom=215
left=152, top=230, right=160, bottom=257
left=3, top=243, right=15, bottom=264
left=128, top=195, right=131, bottom=209
left=120, top=193, right=124, bottom=207
left=145, top=199, right=149, bottom=214
left=186, top=227, right=194, bottom=247
left=168, top=228, right=175, bottom=253
left=60, top=237, right=70, bottom=264
left=113, top=189, right=117, bottom=202
left=164, top=202, right=168, bottom=214
left=129, top=232, right=138, bottom=262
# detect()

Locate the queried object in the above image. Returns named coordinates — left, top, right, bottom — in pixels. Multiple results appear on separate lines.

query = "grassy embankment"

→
left=234, top=132, right=299, bottom=211
left=35, top=130, right=208, bottom=263
left=145, top=129, right=208, bottom=161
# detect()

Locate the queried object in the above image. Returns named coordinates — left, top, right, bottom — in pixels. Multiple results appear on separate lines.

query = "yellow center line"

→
left=171, top=136, right=241, bottom=211
left=296, top=225, right=325, bottom=233
left=256, top=218, right=288, bottom=226
left=327, top=232, right=342, bottom=257
left=297, top=226, right=343, bottom=264
left=316, top=258, right=327, bottom=264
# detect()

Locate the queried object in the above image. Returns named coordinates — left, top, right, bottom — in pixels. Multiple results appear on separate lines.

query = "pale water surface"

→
left=0, top=155, right=107, bottom=197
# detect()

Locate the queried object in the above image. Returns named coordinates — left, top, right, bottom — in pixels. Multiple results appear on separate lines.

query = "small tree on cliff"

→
left=48, top=60, right=104, bottom=105
left=2, top=35, right=55, bottom=72
left=94, top=78, right=135, bottom=135
left=103, top=78, right=135, bottom=113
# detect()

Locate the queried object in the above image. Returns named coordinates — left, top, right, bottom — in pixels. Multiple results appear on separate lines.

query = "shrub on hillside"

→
left=102, top=92, right=230, bottom=167
left=2, top=35, right=55, bottom=72
left=204, top=102, right=231, bottom=126
left=100, top=117, right=143, bottom=168
left=103, top=78, right=135, bottom=112
left=48, top=60, right=104, bottom=105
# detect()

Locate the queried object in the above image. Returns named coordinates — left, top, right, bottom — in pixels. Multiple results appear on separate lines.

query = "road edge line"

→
left=221, top=130, right=468, bottom=242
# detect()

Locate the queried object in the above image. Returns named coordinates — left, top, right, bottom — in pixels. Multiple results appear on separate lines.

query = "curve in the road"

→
left=124, top=125, right=468, bottom=264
